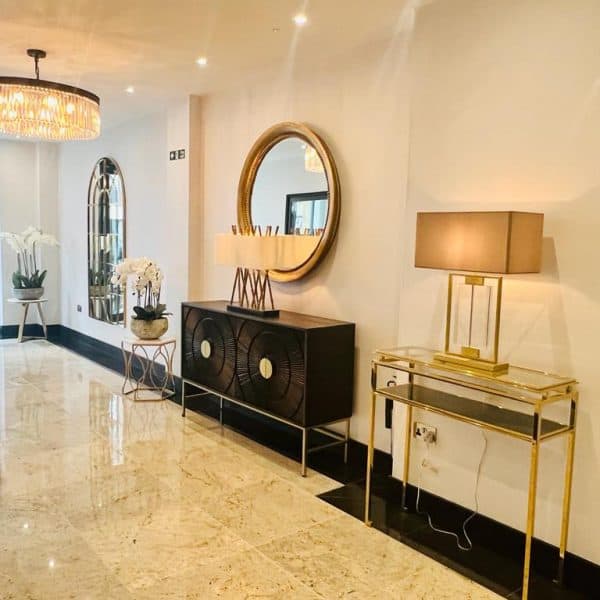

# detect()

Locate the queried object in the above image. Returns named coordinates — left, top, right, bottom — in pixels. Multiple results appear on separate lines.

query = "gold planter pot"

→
left=130, top=317, right=168, bottom=340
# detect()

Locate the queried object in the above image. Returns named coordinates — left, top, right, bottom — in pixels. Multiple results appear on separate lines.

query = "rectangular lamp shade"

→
left=215, top=234, right=320, bottom=270
left=415, top=211, right=544, bottom=274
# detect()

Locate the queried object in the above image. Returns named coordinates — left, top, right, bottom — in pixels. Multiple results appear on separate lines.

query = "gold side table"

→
left=7, top=298, right=48, bottom=343
left=121, top=337, right=176, bottom=401
left=364, top=347, right=578, bottom=600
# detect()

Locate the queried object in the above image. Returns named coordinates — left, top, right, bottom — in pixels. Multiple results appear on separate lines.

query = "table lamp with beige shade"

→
left=415, top=211, right=544, bottom=375
left=216, top=230, right=319, bottom=318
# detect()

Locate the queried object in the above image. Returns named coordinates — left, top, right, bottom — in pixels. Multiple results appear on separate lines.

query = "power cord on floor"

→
left=415, top=429, right=488, bottom=552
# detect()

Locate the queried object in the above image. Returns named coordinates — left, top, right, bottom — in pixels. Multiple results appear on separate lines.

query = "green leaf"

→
left=133, top=306, right=154, bottom=321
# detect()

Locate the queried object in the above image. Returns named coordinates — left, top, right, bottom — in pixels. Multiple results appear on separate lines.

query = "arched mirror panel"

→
left=87, top=157, right=126, bottom=325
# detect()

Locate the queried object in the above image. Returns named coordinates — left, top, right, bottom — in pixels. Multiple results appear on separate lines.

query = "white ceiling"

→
left=0, top=0, right=407, bottom=128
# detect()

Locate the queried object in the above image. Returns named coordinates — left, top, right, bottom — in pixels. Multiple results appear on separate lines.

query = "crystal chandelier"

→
left=0, top=49, right=100, bottom=141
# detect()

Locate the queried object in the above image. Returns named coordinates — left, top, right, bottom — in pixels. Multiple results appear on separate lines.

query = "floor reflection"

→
left=0, top=340, right=500, bottom=599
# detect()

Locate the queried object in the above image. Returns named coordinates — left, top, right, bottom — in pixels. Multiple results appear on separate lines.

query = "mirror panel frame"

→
left=87, top=156, right=127, bottom=326
left=237, top=121, right=340, bottom=282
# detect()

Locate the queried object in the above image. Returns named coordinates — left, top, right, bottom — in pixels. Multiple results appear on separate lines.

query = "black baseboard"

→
left=320, top=476, right=597, bottom=599
left=46, top=325, right=181, bottom=395
left=0, top=324, right=47, bottom=339
left=47, top=324, right=128, bottom=374
left=35, top=324, right=598, bottom=598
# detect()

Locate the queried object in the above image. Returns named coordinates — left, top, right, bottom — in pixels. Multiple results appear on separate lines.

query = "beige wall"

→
left=194, top=44, right=412, bottom=451
left=194, top=0, right=600, bottom=564
left=393, top=0, right=600, bottom=564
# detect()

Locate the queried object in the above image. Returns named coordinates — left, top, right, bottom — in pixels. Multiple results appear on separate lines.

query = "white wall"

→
left=390, top=0, right=600, bottom=565
left=0, top=140, right=60, bottom=326
left=197, top=46, right=411, bottom=452
left=58, top=101, right=191, bottom=372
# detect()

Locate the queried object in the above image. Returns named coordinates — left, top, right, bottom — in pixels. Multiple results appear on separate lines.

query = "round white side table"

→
left=121, top=337, right=176, bottom=401
left=7, top=298, right=48, bottom=343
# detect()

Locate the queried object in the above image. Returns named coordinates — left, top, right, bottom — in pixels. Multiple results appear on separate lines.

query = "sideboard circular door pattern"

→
left=182, top=307, right=237, bottom=395
left=236, top=320, right=305, bottom=423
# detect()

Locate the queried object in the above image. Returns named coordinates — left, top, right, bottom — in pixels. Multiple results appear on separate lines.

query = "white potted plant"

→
left=0, top=227, right=59, bottom=300
left=111, top=257, right=171, bottom=339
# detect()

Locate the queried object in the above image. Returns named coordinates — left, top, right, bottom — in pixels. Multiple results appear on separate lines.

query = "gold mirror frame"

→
left=237, top=121, right=341, bottom=282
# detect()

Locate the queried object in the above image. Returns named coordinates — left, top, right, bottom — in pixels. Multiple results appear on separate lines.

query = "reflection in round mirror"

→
left=238, top=122, right=340, bottom=283
left=251, top=137, right=329, bottom=240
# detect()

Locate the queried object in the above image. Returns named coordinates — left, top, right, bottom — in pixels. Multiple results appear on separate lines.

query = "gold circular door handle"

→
left=259, top=357, right=273, bottom=380
left=200, top=339, right=212, bottom=359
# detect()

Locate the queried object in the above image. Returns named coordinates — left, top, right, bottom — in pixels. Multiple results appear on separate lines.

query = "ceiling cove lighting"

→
left=0, top=49, right=100, bottom=142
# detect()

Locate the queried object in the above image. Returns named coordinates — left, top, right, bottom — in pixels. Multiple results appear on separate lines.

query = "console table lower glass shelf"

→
left=364, top=347, right=578, bottom=600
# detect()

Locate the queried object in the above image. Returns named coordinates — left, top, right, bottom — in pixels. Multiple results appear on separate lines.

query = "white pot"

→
left=13, top=287, right=44, bottom=301
left=130, top=317, right=168, bottom=340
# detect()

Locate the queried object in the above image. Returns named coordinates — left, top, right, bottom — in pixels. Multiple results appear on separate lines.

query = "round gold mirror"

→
left=237, top=122, right=340, bottom=282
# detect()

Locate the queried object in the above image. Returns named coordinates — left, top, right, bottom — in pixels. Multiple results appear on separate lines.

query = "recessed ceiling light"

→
left=125, top=86, right=135, bottom=94
left=272, top=27, right=280, bottom=33
left=196, top=57, right=208, bottom=66
left=293, top=13, right=307, bottom=26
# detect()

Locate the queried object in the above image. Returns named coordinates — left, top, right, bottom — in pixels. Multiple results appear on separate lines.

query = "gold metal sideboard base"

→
left=182, top=379, right=351, bottom=477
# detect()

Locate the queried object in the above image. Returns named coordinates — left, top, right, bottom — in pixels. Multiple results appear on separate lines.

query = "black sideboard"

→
left=181, top=300, right=355, bottom=475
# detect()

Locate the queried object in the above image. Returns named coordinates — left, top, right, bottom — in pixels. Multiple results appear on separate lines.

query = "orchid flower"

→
left=111, top=257, right=168, bottom=321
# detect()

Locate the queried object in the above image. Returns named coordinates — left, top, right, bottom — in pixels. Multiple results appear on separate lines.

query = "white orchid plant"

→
left=0, top=227, right=59, bottom=289
left=111, top=257, right=171, bottom=321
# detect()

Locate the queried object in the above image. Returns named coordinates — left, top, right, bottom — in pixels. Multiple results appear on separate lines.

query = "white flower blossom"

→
left=0, top=227, right=59, bottom=282
left=111, top=257, right=167, bottom=316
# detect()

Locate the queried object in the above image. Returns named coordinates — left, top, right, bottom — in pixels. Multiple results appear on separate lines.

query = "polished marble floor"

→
left=0, top=340, right=501, bottom=599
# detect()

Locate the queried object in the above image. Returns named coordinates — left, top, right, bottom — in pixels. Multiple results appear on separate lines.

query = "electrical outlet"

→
left=414, top=422, right=437, bottom=443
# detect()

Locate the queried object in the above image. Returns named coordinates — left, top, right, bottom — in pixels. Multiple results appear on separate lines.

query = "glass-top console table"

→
left=364, top=347, right=578, bottom=600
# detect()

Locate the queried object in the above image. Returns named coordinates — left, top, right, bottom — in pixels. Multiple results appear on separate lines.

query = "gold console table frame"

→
left=364, top=347, right=578, bottom=600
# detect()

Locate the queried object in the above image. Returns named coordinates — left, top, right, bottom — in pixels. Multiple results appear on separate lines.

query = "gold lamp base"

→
left=433, top=351, right=509, bottom=375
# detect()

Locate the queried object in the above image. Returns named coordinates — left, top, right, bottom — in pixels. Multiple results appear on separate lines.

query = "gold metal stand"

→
left=436, top=273, right=508, bottom=375
left=121, top=337, right=176, bottom=401
left=364, top=347, right=578, bottom=600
